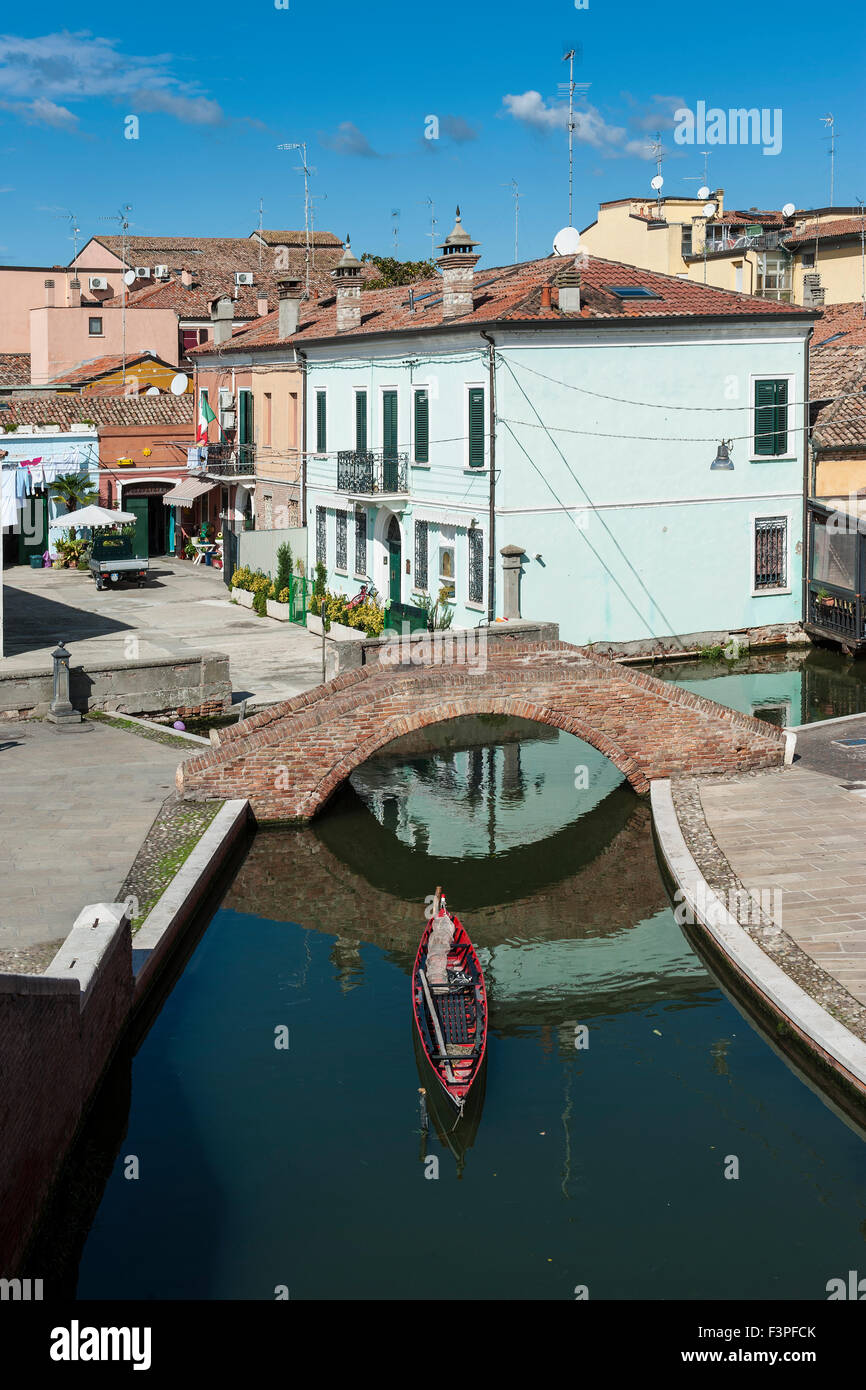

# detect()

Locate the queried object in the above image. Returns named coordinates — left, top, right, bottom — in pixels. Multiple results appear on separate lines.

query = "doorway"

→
left=387, top=515, right=402, bottom=604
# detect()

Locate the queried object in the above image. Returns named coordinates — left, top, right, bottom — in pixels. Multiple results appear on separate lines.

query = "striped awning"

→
left=161, top=478, right=217, bottom=509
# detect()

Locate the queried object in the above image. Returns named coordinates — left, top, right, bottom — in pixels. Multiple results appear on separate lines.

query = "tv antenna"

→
left=649, top=132, right=665, bottom=215
left=257, top=196, right=264, bottom=268
left=683, top=152, right=711, bottom=193
left=419, top=197, right=437, bottom=263
left=391, top=208, right=400, bottom=255
left=278, top=142, right=315, bottom=296
left=99, top=204, right=133, bottom=389
left=309, top=192, right=327, bottom=269
left=501, top=180, right=521, bottom=262
left=555, top=48, right=588, bottom=227
left=821, top=114, right=837, bottom=206
left=697, top=199, right=717, bottom=284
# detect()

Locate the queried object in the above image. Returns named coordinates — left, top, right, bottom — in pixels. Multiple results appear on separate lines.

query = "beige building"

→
left=580, top=196, right=865, bottom=307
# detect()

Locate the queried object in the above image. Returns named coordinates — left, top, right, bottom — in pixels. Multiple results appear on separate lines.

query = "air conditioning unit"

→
left=154, top=264, right=169, bottom=278
left=88, top=276, right=109, bottom=291
left=235, top=272, right=254, bottom=286
left=220, top=410, right=236, bottom=430
left=218, top=388, right=234, bottom=409
left=134, top=267, right=152, bottom=280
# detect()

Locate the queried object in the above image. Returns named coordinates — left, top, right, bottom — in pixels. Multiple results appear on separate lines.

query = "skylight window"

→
left=603, top=285, right=663, bottom=300
left=815, top=331, right=848, bottom=345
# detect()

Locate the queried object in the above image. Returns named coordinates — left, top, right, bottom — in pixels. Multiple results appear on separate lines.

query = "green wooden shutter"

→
left=316, top=391, right=327, bottom=453
left=754, top=379, right=787, bottom=456
left=414, top=389, right=429, bottom=463
left=238, top=390, right=253, bottom=444
left=468, top=388, right=485, bottom=467
left=355, top=391, right=367, bottom=452
left=383, top=390, right=398, bottom=460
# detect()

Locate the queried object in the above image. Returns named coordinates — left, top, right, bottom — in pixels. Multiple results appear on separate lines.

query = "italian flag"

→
left=197, top=394, right=216, bottom=444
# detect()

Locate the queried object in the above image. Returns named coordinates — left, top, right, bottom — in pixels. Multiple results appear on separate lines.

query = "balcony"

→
left=337, top=450, right=409, bottom=499
left=203, top=442, right=256, bottom=477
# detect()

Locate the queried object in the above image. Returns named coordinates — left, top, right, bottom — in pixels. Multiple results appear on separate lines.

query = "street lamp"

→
left=710, top=440, right=734, bottom=471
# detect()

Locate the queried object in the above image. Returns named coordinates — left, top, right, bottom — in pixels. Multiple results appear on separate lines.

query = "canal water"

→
left=34, top=699, right=866, bottom=1301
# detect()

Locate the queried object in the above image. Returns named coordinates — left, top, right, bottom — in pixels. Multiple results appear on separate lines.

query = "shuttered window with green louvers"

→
left=316, top=390, right=327, bottom=453
left=468, top=387, right=485, bottom=467
left=414, top=389, right=429, bottom=463
left=383, top=391, right=398, bottom=460
left=754, top=379, right=788, bottom=456
left=355, top=391, right=367, bottom=452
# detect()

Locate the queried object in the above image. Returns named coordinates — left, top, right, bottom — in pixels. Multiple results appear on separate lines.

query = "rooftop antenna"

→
left=501, top=179, right=521, bottom=262
left=419, top=197, right=437, bottom=264
left=858, top=198, right=866, bottom=318
left=649, top=132, right=665, bottom=217
left=683, top=151, right=711, bottom=192
left=99, top=204, right=133, bottom=390
left=821, top=114, right=836, bottom=206
left=277, top=142, right=315, bottom=296
left=309, top=192, right=327, bottom=268
left=257, top=196, right=263, bottom=268
left=391, top=208, right=400, bottom=255
left=698, top=198, right=717, bottom=284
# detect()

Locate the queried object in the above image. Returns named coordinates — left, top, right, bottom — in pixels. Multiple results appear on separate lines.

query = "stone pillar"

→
left=500, top=545, right=525, bottom=620
left=46, top=640, right=87, bottom=731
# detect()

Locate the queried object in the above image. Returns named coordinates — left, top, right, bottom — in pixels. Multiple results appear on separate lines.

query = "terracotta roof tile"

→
left=0, top=353, right=30, bottom=386
left=785, top=216, right=866, bottom=248
left=48, top=351, right=173, bottom=386
left=0, top=393, right=193, bottom=429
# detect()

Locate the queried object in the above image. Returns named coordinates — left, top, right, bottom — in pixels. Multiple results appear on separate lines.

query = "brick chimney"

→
left=256, top=291, right=269, bottom=318
left=331, top=236, right=363, bottom=333
left=210, top=295, right=234, bottom=346
left=69, top=278, right=81, bottom=309
left=181, top=268, right=193, bottom=288
left=556, top=260, right=581, bottom=314
left=436, top=207, right=480, bottom=320
left=277, top=278, right=303, bottom=339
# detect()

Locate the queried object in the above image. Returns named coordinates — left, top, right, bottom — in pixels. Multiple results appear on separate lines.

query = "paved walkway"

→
left=0, top=718, right=188, bottom=968
left=0, top=559, right=321, bottom=708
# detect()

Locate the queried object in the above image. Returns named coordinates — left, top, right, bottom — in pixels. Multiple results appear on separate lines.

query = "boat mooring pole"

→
left=418, top=1087, right=428, bottom=1132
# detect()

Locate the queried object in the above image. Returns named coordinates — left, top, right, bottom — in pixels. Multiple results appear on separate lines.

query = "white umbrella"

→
left=50, top=505, right=137, bottom=529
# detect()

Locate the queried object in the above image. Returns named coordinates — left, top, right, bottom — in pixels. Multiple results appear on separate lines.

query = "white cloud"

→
left=502, top=90, right=655, bottom=158
left=0, top=97, right=78, bottom=129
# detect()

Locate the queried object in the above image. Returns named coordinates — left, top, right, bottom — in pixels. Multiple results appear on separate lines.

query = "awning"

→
left=161, top=478, right=217, bottom=509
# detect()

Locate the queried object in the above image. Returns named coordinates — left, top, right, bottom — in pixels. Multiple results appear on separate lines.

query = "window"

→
left=468, top=527, right=483, bottom=603
left=755, top=254, right=792, bottom=303
left=316, top=505, right=326, bottom=565
left=198, top=328, right=209, bottom=344
left=681, top=225, right=693, bottom=257
left=354, top=509, right=367, bottom=575
left=263, top=393, right=272, bottom=447
left=802, top=251, right=815, bottom=269
left=753, top=378, right=789, bottom=456
left=601, top=285, right=663, bottom=300
left=336, top=510, right=347, bottom=570
left=355, top=390, right=367, bottom=452
left=383, top=390, right=398, bottom=461
left=414, top=389, right=429, bottom=463
left=238, top=390, right=253, bottom=444
left=468, top=387, right=485, bottom=467
left=316, top=390, right=327, bottom=453
left=754, top=516, right=788, bottom=591
left=88, top=316, right=103, bottom=336
left=415, top=520, right=428, bottom=590
left=180, top=329, right=198, bottom=356
left=439, top=545, right=455, bottom=598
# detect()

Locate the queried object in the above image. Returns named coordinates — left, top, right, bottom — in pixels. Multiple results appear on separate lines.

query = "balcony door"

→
left=238, top=389, right=254, bottom=469
left=382, top=390, right=398, bottom=489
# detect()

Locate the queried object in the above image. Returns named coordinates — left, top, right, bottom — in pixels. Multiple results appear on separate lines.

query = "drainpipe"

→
left=803, top=323, right=814, bottom=633
left=296, top=347, right=308, bottom=528
left=480, top=330, right=496, bottom=622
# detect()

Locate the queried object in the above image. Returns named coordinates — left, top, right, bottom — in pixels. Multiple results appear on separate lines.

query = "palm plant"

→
left=49, top=472, right=98, bottom=539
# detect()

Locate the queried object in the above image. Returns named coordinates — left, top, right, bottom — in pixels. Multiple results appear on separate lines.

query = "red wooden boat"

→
left=412, top=887, right=488, bottom=1111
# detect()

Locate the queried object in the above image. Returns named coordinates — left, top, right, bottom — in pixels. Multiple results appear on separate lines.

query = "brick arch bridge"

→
left=177, top=642, right=786, bottom=822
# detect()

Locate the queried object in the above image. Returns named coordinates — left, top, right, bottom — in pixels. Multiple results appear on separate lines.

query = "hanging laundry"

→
left=1, top=466, right=19, bottom=527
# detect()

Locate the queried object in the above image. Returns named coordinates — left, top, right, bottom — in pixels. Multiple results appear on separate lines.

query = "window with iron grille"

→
left=414, top=520, right=428, bottom=590
left=316, top=505, right=326, bottom=565
left=336, top=510, right=347, bottom=570
left=754, top=516, right=787, bottom=590
left=354, top=509, right=367, bottom=575
left=468, top=526, right=483, bottom=603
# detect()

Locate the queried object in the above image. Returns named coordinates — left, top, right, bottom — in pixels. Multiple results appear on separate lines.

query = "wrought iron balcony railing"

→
left=203, top=442, right=256, bottom=476
left=337, top=449, right=409, bottom=495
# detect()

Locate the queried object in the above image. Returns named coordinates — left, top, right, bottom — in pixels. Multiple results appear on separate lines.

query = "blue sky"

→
left=1, top=0, right=864, bottom=267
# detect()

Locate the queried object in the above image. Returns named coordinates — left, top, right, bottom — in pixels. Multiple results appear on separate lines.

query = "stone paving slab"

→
left=699, top=765, right=866, bottom=1011
left=0, top=717, right=188, bottom=965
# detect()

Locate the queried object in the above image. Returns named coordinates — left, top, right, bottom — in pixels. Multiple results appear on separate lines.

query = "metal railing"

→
left=807, top=581, right=863, bottom=641
left=203, top=442, right=256, bottom=476
left=337, top=449, right=409, bottom=495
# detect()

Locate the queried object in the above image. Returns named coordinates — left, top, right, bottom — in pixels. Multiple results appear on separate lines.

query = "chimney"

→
left=256, top=292, right=269, bottom=318
left=277, top=277, right=303, bottom=339
left=181, top=268, right=193, bottom=288
left=556, top=260, right=582, bottom=314
left=69, top=278, right=81, bottom=309
left=44, top=278, right=55, bottom=308
left=540, top=285, right=552, bottom=310
left=331, top=236, right=363, bottom=332
left=210, top=295, right=234, bottom=346
left=436, top=207, right=481, bottom=320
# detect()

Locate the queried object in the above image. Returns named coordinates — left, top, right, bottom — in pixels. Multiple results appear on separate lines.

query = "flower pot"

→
left=265, top=598, right=294, bottom=622
left=233, top=587, right=254, bottom=608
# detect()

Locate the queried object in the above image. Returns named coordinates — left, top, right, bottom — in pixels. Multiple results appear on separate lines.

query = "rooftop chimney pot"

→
left=435, top=206, right=481, bottom=320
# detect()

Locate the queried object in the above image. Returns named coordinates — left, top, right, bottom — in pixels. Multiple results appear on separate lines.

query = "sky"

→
left=0, top=0, right=864, bottom=268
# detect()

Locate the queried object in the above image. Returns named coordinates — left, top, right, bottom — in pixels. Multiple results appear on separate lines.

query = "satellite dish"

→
left=782, top=202, right=796, bottom=218
left=170, top=372, right=189, bottom=396
left=697, top=185, right=710, bottom=200
left=553, top=226, right=582, bottom=256
left=650, top=175, right=664, bottom=191
left=702, top=202, right=717, bottom=218
left=123, top=269, right=136, bottom=286
left=145, top=386, right=160, bottom=397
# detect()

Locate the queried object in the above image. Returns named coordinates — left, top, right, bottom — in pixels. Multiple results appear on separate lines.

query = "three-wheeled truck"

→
left=89, top=531, right=150, bottom=591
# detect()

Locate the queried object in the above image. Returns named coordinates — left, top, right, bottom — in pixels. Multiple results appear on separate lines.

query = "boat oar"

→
left=418, top=967, right=455, bottom=1085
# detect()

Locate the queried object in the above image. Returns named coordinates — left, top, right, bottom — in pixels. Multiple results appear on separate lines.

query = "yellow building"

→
left=580, top=196, right=865, bottom=307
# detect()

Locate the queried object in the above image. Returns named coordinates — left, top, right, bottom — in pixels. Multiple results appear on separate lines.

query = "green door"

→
left=126, top=498, right=149, bottom=558
left=387, top=515, right=401, bottom=604
left=18, top=493, right=48, bottom=564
